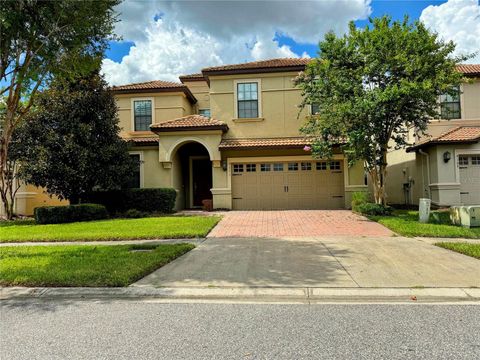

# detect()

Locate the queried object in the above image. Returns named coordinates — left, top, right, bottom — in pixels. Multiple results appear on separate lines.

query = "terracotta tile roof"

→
left=202, top=58, right=310, bottom=76
left=123, top=136, right=159, bottom=145
left=179, top=73, right=205, bottom=83
left=456, top=64, right=480, bottom=76
left=219, top=137, right=314, bottom=150
left=110, top=80, right=197, bottom=103
left=150, top=115, right=228, bottom=132
left=407, top=126, right=480, bottom=152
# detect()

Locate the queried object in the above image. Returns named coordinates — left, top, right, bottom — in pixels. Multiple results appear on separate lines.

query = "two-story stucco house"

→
left=112, top=58, right=367, bottom=211
left=386, top=64, right=480, bottom=207
left=6, top=59, right=479, bottom=215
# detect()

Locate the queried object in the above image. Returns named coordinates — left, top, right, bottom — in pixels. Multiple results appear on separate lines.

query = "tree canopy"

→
left=0, top=0, right=120, bottom=217
left=296, top=16, right=468, bottom=204
left=13, top=72, right=137, bottom=204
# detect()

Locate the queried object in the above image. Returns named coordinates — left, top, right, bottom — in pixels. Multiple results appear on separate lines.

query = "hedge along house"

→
left=112, top=58, right=367, bottom=211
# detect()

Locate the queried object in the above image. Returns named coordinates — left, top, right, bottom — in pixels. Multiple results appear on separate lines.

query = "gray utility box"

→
left=450, top=206, right=480, bottom=228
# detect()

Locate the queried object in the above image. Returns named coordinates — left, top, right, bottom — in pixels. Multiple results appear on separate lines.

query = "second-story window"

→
left=199, top=109, right=211, bottom=117
left=440, top=87, right=460, bottom=120
left=134, top=100, right=152, bottom=131
left=237, top=82, right=258, bottom=118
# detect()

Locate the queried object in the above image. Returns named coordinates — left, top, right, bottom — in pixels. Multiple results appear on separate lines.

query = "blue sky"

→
left=102, top=0, right=479, bottom=85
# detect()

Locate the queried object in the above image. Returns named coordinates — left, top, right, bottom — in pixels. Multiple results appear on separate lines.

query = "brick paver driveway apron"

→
left=207, top=210, right=393, bottom=238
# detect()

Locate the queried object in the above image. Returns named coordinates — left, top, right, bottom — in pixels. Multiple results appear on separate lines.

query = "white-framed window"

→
left=288, top=163, right=298, bottom=171
left=246, top=163, right=256, bottom=172
left=458, top=155, right=469, bottom=166
left=131, top=98, right=154, bottom=131
left=199, top=109, right=211, bottom=117
left=234, top=79, right=262, bottom=118
left=316, top=161, right=327, bottom=170
left=330, top=161, right=341, bottom=170
left=440, top=86, right=461, bottom=119
left=233, top=164, right=244, bottom=173
left=128, top=151, right=144, bottom=188
left=471, top=156, right=480, bottom=165
left=260, top=163, right=271, bottom=172
left=301, top=162, right=312, bottom=171
left=273, top=163, right=284, bottom=172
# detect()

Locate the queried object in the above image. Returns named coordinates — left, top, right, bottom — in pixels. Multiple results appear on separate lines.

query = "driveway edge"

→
left=2, top=286, right=479, bottom=303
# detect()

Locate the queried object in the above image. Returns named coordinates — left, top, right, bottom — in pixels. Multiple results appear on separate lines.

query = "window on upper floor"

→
left=133, top=100, right=152, bottom=131
left=311, top=103, right=321, bottom=115
left=199, top=109, right=211, bottom=117
left=237, top=82, right=258, bottom=118
left=440, top=87, right=461, bottom=120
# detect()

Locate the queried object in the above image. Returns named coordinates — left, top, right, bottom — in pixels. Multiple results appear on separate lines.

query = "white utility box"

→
left=419, top=198, right=431, bottom=223
left=450, top=206, right=480, bottom=228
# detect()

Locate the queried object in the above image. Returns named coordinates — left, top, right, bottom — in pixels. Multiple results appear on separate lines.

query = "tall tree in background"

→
left=0, top=0, right=120, bottom=217
left=13, top=72, right=137, bottom=204
left=296, top=16, right=467, bottom=205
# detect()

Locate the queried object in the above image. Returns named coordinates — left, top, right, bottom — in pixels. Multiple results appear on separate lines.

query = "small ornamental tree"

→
left=296, top=16, right=468, bottom=205
left=13, top=72, right=138, bottom=204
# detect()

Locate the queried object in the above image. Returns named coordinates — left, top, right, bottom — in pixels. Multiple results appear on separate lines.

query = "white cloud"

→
left=103, top=0, right=371, bottom=85
left=420, top=0, right=480, bottom=63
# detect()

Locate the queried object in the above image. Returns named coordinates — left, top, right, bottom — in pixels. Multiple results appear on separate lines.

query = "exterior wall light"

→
left=443, top=151, right=451, bottom=163
left=222, top=160, right=228, bottom=171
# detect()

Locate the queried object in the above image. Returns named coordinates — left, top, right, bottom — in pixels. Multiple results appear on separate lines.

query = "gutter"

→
left=418, top=149, right=431, bottom=199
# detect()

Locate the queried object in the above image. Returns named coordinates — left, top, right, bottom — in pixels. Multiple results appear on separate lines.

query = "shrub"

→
left=34, top=204, right=108, bottom=224
left=351, top=191, right=369, bottom=212
left=82, top=188, right=176, bottom=214
left=356, top=203, right=393, bottom=216
left=429, top=211, right=451, bottom=225
left=123, top=209, right=149, bottom=219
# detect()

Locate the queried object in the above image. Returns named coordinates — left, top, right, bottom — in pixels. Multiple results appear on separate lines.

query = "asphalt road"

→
left=1, top=300, right=479, bottom=359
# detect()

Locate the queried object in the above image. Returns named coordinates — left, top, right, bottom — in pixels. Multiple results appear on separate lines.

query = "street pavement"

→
left=1, top=299, right=479, bottom=359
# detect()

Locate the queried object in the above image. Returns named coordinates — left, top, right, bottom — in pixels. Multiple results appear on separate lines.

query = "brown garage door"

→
left=231, top=160, right=345, bottom=210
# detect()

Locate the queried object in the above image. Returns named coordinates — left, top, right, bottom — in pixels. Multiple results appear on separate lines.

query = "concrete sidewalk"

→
left=1, top=286, right=479, bottom=303
left=0, top=238, right=203, bottom=247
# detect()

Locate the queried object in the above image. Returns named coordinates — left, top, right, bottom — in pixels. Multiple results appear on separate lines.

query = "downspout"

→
left=418, top=149, right=430, bottom=199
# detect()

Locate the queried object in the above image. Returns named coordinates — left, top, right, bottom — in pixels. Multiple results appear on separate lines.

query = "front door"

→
left=191, top=158, right=213, bottom=207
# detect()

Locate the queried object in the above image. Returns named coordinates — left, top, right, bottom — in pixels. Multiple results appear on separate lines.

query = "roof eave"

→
left=407, top=139, right=480, bottom=152
left=151, top=125, right=229, bottom=133
left=111, top=87, right=197, bottom=104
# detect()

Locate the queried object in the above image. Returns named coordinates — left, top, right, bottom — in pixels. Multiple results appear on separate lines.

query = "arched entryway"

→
left=173, top=141, right=212, bottom=209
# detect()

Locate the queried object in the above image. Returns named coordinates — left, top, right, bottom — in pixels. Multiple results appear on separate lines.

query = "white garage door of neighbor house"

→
left=459, top=155, right=480, bottom=205
left=231, top=160, right=345, bottom=210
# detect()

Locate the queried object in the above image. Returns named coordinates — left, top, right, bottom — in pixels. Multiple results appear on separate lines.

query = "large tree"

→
left=13, top=72, right=137, bottom=205
left=0, top=0, right=120, bottom=216
left=296, top=16, right=467, bottom=205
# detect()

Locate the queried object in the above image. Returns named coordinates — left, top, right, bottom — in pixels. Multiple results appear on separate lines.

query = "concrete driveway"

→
left=134, top=235, right=480, bottom=288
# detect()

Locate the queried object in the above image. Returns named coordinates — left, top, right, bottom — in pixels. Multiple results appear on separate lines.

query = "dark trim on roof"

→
left=179, top=74, right=206, bottom=83
left=202, top=65, right=307, bottom=77
left=151, top=124, right=229, bottom=133
left=406, top=138, right=480, bottom=152
left=111, top=86, right=197, bottom=104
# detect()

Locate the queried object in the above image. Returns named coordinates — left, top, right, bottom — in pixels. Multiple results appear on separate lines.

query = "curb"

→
left=2, top=286, right=479, bottom=303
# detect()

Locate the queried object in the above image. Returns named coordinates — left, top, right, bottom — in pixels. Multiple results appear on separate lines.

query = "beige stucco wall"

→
left=116, top=92, right=194, bottom=135
left=7, top=183, right=68, bottom=217
left=209, top=72, right=309, bottom=139
left=182, top=80, right=210, bottom=113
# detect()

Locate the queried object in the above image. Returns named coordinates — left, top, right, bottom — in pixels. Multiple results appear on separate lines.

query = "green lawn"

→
left=0, top=216, right=220, bottom=243
left=370, top=210, right=480, bottom=239
left=0, top=243, right=194, bottom=287
left=436, top=242, right=480, bottom=259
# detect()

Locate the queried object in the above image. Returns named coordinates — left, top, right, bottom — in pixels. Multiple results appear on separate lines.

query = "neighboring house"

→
left=5, top=59, right=479, bottom=215
left=386, top=64, right=480, bottom=207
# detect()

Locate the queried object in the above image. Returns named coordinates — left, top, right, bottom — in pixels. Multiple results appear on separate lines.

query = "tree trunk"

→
left=369, top=152, right=388, bottom=205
